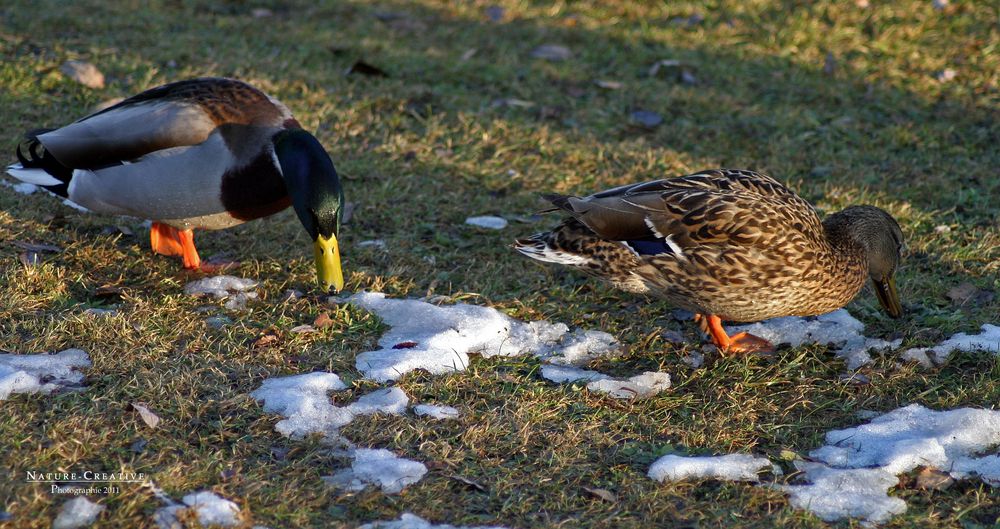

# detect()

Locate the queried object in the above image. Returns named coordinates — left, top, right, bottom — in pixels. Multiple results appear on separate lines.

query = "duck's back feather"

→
left=36, top=78, right=293, bottom=169
left=545, top=169, right=824, bottom=252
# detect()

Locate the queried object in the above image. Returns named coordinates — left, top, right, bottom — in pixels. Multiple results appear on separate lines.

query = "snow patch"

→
left=251, top=373, right=407, bottom=441
left=782, top=462, right=906, bottom=525
left=0, top=349, right=91, bottom=400
left=184, top=276, right=259, bottom=309
left=324, top=448, right=428, bottom=494
left=53, top=497, right=104, bottom=529
left=649, top=454, right=774, bottom=482
left=348, top=292, right=621, bottom=382
left=539, top=364, right=609, bottom=383
left=359, top=513, right=508, bottom=529
left=586, top=371, right=671, bottom=399
left=1, top=179, right=39, bottom=195
left=729, top=309, right=901, bottom=369
left=153, top=491, right=241, bottom=529
left=781, top=404, right=1000, bottom=525
left=464, top=216, right=508, bottom=230
left=413, top=404, right=460, bottom=420
left=900, top=324, right=1000, bottom=366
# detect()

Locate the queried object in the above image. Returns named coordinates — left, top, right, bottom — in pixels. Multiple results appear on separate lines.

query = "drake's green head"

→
left=273, top=129, right=345, bottom=292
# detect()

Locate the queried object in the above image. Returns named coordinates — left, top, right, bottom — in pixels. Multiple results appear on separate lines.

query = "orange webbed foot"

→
left=694, top=313, right=775, bottom=356
left=150, top=222, right=201, bottom=269
left=722, top=332, right=775, bottom=355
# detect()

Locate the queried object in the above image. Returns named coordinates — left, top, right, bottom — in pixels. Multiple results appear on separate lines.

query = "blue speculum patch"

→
left=625, top=239, right=672, bottom=256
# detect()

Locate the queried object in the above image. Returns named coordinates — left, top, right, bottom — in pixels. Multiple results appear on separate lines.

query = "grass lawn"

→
left=1, top=0, right=999, bottom=527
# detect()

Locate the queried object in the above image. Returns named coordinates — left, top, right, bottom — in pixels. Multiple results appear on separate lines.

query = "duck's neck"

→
left=817, top=213, right=871, bottom=310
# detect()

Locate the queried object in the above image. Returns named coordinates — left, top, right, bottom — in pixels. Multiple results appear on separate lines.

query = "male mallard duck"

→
left=514, top=169, right=903, bottom=354
left=6, top=77, right=344, bottom=291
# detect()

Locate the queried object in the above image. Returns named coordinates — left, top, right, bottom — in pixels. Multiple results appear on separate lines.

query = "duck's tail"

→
left=513, top=232, right=594, bottom=266
left=6, top=130, right=72, bottom=197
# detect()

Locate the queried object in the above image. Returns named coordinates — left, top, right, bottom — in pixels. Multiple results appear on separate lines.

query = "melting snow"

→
left=539, top=364, right=609, bottom=383
left=413, top=404, right=460, bottom=419
left=900, top=324, right=1000, bottom=367
left=649, top=454, right=774, bottom=482
left=53, top=497, right=104, bottom=529
left=781, top=404, right=1000, bottom=525
left=586, top=371, right=671, bottom=399
left=782, top=462, right=906, bottom=525
left=251, top=374, right=408, bottom=441
left=464, top=216, right=508, bottom=230
left=184, top=276, right=259, bottom=309
left=2, top=180, right=39, bottom=194
left=348, top=293, right=621, bottom=382
left=359, top=513, right=508, bottom=529
left=729, top=309, right=901, bottom=369
left=324, top=448, right=428, bottom=494
left=0, top=349, right=91, bottom=400
left=540, top=366, right=670, bottom=398
left=153, top=491, right=241, bottom=529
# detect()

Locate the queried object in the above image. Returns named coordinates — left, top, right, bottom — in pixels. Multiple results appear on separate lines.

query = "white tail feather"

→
left=5, top=163, right=62, bottom=187
left=515, top=240, right=591, bottom=266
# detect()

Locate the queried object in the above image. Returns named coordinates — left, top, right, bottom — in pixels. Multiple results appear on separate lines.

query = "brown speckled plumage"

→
left=515, top=169, right=904, bottom=326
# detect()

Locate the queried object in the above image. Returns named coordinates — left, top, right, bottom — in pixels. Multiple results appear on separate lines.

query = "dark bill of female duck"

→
left=872, top=273, right=902, bottom=318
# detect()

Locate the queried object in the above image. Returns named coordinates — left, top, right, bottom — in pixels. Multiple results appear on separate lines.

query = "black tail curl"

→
left=14, top=129, right=72, bottom=197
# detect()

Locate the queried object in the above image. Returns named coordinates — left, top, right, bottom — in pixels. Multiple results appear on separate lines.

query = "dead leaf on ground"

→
left=916, top=467, right=954, bottom=490
left=344, top=60, right=388, bottom=77
left=13, top=241, right=62, bottom=253
left=582, top=486, right=618, bottom=503
left=313, top=312, right=334, bottom=328
left=252, top=329, right=281, bottom=349
left=492, top=98, right=535, bottom=109
left=374, top=11, right=427, bottom=32
left=670, top=13, right=704, bottom=26
left=594, top=79, right=623, bottom=90
left=935, top=68, right=957, bottom=82
left=629, top=110, right=663, bottom=129
left=131, top=402, right=161, bottom=429
left=392, top=341, right=418, bottom=349
left=484, top=5, right=505, bottom=22
left=649, top=60, right=698, bottom=84
left=93, top=284, right=124, bottom=299
left=19, top=252, right=41, bottom=267
left=538, top=105, right=563, bottom=120
left=530, top=44, right=572, bottom=61
left=60, top=60, right=105, bottom=89
left=823, top=52, right=837, bottom=75
left=946, top=282, right=993, bottom=306
left=448, top=474, right=487, bottom=492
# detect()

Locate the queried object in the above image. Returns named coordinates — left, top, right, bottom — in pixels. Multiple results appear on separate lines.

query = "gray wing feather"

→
left=38, top=100, right=216, bottom=168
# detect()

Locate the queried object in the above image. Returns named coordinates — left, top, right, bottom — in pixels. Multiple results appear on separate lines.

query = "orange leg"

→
left=149, top=222, right=201, bottom=269
left=694, top=313, right=774, bottom=355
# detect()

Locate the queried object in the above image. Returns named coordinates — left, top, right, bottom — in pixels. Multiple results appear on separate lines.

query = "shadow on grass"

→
left=1, top=2, right=999, bottom=526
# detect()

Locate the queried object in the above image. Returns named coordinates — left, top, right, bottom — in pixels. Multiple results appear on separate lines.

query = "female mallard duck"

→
left=514, top=169, right=903, bottom=354
left=6, top=77, right=344, bottom=291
